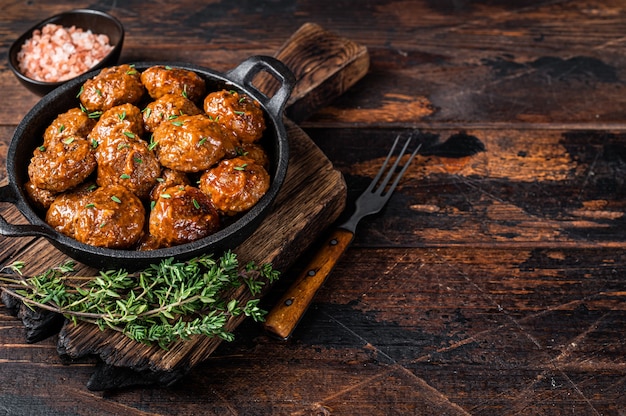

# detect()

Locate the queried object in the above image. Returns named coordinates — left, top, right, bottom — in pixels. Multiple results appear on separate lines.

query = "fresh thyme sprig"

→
left=0, top=251, right=279, bottom=350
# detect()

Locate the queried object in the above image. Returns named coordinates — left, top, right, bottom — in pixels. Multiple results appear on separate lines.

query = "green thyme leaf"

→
left=0, top=252, right=279, bottom=350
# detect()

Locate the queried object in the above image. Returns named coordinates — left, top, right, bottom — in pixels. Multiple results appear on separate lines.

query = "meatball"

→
left=46, top=192, right=82, bottom=239
left=142, top=93, right=202, bottom=133
left=149, top=185, right=220, bottom=248
left=28, top=137, right=97, bottom=193
left=25, top=181, right=57, bottom=211
left=152, top=114, right=232, bottom=172
left=198, top=156, right=270, bottom=216
left=95, top=133, right=161, bottom=200
left=140, top=66, right=206, bottom=102
left=203, top=90, right=266, bottom=143
left=47, top=184, right=145, bottom=249
left=236, top=142, right=270, bottom=170
left=79, top=64, right=144, bottom=112
left=149, top=168, right=190, bottom=202
left=43, top=107, right=96, bottom=145
left=89, top=103, right=145, bottom=145
left=43, top=182, right=98, bottom=237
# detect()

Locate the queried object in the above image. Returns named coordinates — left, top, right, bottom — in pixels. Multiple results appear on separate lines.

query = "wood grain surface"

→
left=1, top=0, right=626, bottom=415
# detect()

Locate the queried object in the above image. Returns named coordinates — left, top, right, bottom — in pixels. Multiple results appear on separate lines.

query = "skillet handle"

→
left=0, top=184, right=56, bottom=238
left=226, top=55, right=295, bottom=118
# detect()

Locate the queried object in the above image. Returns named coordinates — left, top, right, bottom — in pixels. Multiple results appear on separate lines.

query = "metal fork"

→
left=263, top=134, right=421, bottom=339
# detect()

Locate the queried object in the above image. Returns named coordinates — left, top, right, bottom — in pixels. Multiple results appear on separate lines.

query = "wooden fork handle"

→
left=263, top=228, right=354, bottom=340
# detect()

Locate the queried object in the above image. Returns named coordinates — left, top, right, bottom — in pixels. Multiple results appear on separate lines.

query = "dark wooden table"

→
left=2, top=1, right=626, bottom=415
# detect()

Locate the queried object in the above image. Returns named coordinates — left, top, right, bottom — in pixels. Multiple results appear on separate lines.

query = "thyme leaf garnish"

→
left=0, top=252, right=279, bottom=349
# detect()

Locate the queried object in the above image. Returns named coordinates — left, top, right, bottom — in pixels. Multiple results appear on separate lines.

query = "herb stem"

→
left=0, top=252, right=279, bottom=349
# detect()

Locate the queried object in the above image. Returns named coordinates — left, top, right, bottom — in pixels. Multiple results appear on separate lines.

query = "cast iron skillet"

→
left=0, top=56, right=294, bottom=270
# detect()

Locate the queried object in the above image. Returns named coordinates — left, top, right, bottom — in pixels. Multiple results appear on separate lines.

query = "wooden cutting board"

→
left=0, top=23, right=369, bottom=389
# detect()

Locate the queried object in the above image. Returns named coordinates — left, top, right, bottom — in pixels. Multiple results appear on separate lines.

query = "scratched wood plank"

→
left=0, top=248, right=626, bottom=415
left=308, top=127, right=626, bottom=249
left=2, top=0, right=626, bottom=128
left=2, top=245, right=624, bottom=414
left=309, top=247, right=626, bottom=415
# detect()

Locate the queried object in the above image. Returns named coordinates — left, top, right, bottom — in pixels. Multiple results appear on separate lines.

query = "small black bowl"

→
left=8, top=9, right=124, bottom=96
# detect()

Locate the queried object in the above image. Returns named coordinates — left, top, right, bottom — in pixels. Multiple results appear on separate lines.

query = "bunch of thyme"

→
left=0, top=251, right=279, bottom=350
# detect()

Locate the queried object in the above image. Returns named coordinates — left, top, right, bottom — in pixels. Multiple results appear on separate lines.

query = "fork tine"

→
left=365, top=134, right=402, bottom=192
left=381, top=141, right=421, bottom=198
left=375, top=135, right=414, bottom=195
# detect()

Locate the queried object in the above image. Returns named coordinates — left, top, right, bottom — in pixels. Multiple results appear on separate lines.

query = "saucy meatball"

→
left=25, top=181, right=57, bottom=211
left=149, top=168, right=190, bottom=202
left=149, top=185, right=220, bottom=247
left=141, top=66, right=206, bottom=102
left=43, top=107, right=96, bottom=145
left=95, top=134, right=161, bottom=200
left=152, top=114, right=233, bottom=172
left=198, top=156, right=270, bottom=216
left=142, top=93, right=202, bottom=133
left=79, top=64, right=144, bottom=112
left=237, top=142, right=270, bottom=170
left=47, top=184, right=145, bottom=249
left=28, top=137, right=97, bottom=193
left=89, top=103, right=144, bottom=145
left=203, top=90, right=266, bottom=143
left=42, top=182, right=98, bottom=236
